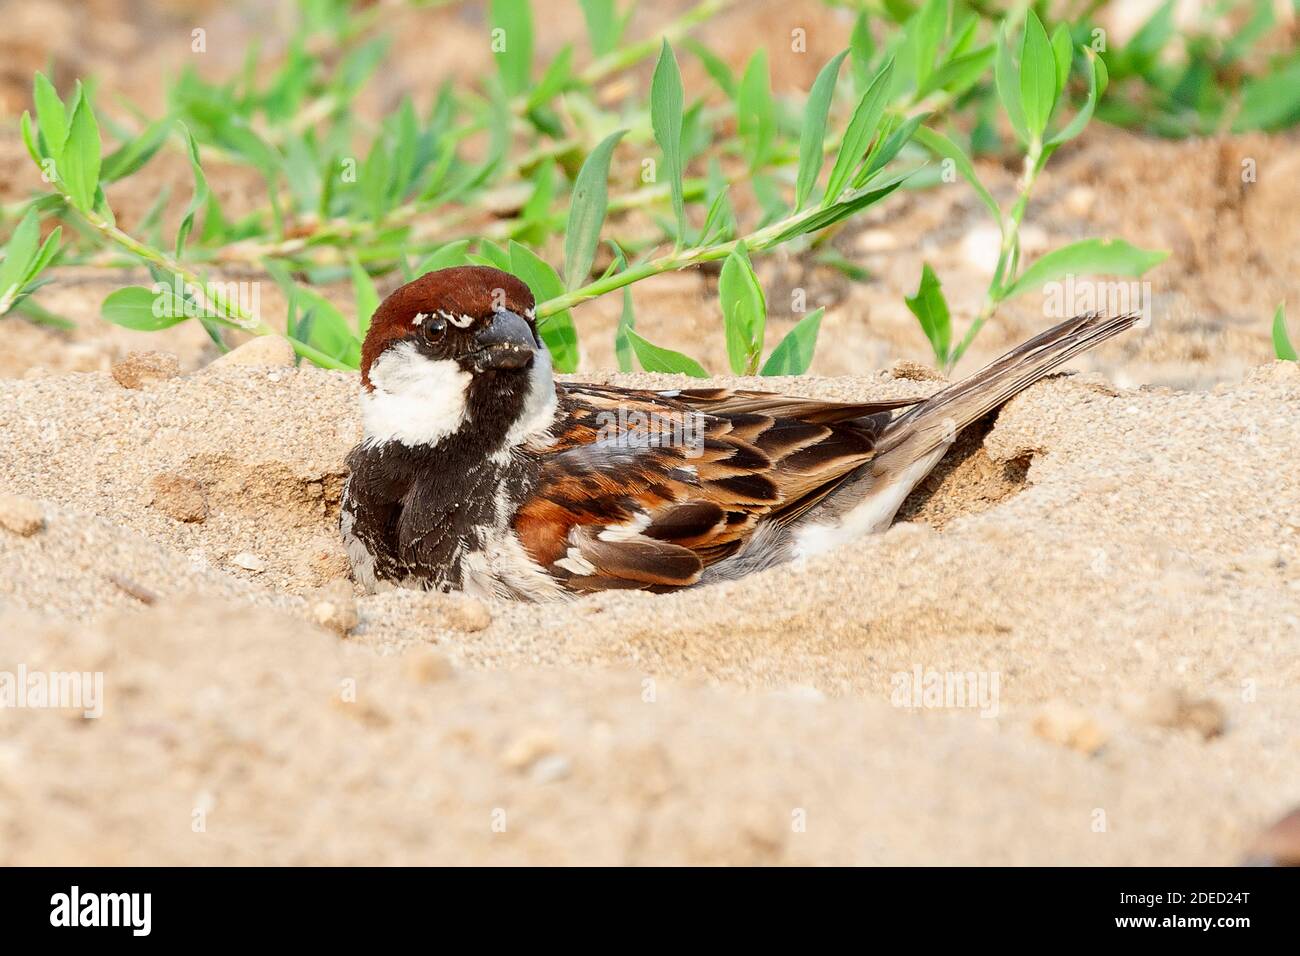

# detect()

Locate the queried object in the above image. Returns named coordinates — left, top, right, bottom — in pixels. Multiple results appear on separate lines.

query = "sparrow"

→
left=341, top=265, right=1137, bottom=600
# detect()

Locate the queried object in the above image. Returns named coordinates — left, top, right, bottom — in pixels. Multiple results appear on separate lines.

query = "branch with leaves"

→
left=7, top=0, right=1186, bottom=380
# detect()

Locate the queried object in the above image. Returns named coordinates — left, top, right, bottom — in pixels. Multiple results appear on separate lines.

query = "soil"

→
left=1, top=0, right=1297, bottom=865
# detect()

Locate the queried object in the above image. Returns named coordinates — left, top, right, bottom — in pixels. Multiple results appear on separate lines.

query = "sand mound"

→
left=2, top=359, right=1298, bottom=864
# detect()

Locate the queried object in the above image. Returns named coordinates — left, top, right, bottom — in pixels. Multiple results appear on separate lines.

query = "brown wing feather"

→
left=514, top=382, right=902, bottom=591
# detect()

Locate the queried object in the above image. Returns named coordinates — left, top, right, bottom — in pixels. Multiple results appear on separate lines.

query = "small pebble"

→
left=210, top=335, right=296, bottom=368
left=500, top=729, right=558, bottom=770
left=529, top=753, right=572, bottom=784
left=229, top=552, right=266, bottom=573
left=308, top=578, right=359, bottom=636
left=425, top=593, right=492, bottom=632
left=402, top=647, right=455, bottom=684
left=149, top=473, right=207, bottom=523
left=960, top=223, right=1001, bottom=273
left=0, top=493, right=45, bottom=536
left=1139, top=687, right=1225, bottom=739
left=297, top=535, right=352, bottom=585
left=1032, top=701, right=1109, bottom=755
left=111, top=351, right=180, bottom=389
left=889, top=359, right=947, bottom=383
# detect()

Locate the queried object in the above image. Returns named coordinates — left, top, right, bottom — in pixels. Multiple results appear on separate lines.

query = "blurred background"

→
left=1, top=0, right=1297, bottom=385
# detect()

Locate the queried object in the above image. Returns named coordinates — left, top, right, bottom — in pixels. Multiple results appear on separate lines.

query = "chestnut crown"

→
left=359, top=266, right=539, bottom=388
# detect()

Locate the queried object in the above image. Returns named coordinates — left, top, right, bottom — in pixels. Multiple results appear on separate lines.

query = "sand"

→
left=1, top=354, right=1297, bottom=865
left=2, top=0, right=1298, bottom=866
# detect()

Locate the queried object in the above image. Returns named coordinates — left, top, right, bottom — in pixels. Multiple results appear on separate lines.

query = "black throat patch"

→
left=343, top=367, right=545, bottom=591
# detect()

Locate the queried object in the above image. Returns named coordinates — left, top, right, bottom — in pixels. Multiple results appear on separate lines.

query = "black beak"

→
left=470, top=310, right=536, bottom=371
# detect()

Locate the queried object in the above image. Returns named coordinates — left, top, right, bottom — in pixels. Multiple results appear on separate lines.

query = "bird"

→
left=340, top=265, right=1137, bottom=600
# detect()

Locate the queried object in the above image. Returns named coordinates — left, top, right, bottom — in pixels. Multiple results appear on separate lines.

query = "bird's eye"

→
left=421, top=314, right=447, bottom=344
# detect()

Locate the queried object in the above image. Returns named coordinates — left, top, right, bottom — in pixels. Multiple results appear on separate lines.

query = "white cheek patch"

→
left=362, top=340, right=471, bottom=448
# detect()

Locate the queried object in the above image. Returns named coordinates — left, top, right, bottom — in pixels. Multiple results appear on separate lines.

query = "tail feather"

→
left=872, top=312, right=1139, bottom=474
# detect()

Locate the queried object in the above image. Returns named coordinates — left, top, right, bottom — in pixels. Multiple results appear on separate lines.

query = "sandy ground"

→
left=1, top=353, right=1298, bottom=865
left=2, top=0, right=1299, bottom=866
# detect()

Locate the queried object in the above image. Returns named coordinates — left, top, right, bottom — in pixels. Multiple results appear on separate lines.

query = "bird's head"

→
left=357, top=266, right=556, bottom=450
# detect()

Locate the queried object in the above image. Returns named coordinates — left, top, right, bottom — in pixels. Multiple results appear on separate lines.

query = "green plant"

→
left=5, top=0, right=1194, bottom=376
left=13, top=3, right=923, bottom=375
left=1273, top=303, right=1296, bottom=362
left=0, top=208, right=62, bottom=320
left=1093, top=0, right=1300, bottom=136
left=908, top=7, right=1166, bottom=371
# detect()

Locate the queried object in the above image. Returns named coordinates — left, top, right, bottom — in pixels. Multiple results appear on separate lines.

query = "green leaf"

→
left=760, top=308, right=824, bottom=376
left=1018, top=10, right=1057, bottom=142
left=795, top=50, right=848, bottom=211
left=175, top=125, right=209, bottom=258
left=1273, top=303, right=1297, bottom=362
left=719, top=243, right=766, bottom=375
left=1124, top=0, right=1175, bottom=75
left=912, top=125, right=1000, bottom=225
left=490, top=0, right=533, bottom=96
left=1050, top=23, right=1073, bottom=98
left=265, top=262, right=359, bottom=364
left=564, top=129, right=626, bottom=290
left=751, top=172, right=785, bottom=225
left=526, top=45, right=575, bottom=110
left=580, top=0, right=622, bottom=57
left=360, top=135, right=391, bottom=220
left=517, top=160, right=557, bottom=242
left=20, top=112, right=42, bottom=169
left=11, top=297, right=74, bottom=329
left=904, top=263, right=951, bottom=364
left=1235, top=60, right=1300, bottom=132
left=474, top=239, right=512, bottom=272
left=918, top=43, right=994, bottom=98
left=627, top=329, right=708, bottom=377
left=61, top=87, right=102, bottom=212
left=824, top=58, right=895, bottom=205
left=856, top=112, right=925, bottom=185
left=413, top=240, right=473, bottom=275
left=771, top=174, right=908, bottom=244
left=686, top=39, right=736, bottom=99
left=650, top=40, right=687, bottom=244
left=1222, top=0, right=1275, bottom=64
left=609, top=243, right=636, bottom=373
left=293, top=294, right=357, bottom=363
left=0, top=209, right=41, bottom=302
left=909, top=0, right=948, bottom=91
left=26, top=226, right=62, bottom=287
left=1002, top=239, right=1168, bottom=301
left=32, top=72, right=67, bottom=161
left=101, top=116, right=173, bottom=182
left=995, top=23, right=1030, bottom=146
left=737, top=51, right=775, bottom=171
left=849, top=11, right=875, bottom=92
left=1048, top=47, right=1102, bottom=146
left=509, top=241, right=579, bottom=373
left=100, top=285, right=189, bottom=331
left=350, top=255, right=379, bottom=336
left=699, top=181, right=736, bottom=245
